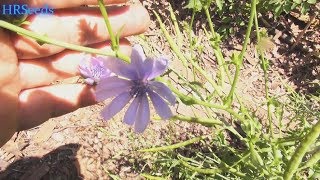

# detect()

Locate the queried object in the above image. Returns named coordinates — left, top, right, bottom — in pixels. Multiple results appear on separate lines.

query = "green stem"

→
left=298, top=150, right=320, bottom=171
left=254, top=9, right=273, bottom=139
left=189, top=10, right=197, bottom=81
left=0, top=20, right=130, bottom=62
left=238, top=0, right=256, bottom=63
left=219, top=162, right=247, bottom=177
left=179, top=159, right=221, bottom=175
left=254, top=8, right=278, bottom=169
left=138, top=135, right=206, bottom=152
left=159, top=77, right=246, bottom=123
left=98, top=0, right=118, bottom=51
left=153, top=11, right=188, bottom=67
left=203, top=18, right=257, bottom=125
left=204, top=8, right=225, bottom=86
left=171, top=115, right=223, bottom=126
left=249, top=141, right=270, bottom=176
left=224, top=63, right=240, bottom=106
left=179, top=157, right=246, bottom=177
left=169, top=69, right=217, bottom=120
left=283, top=120, right=320, bottom=180
left=141, top=174, right=166, bottom=180
left=168, top=4, right=183, bottom=47
left=204, top=8, right=215, bottom=35
left=169, top=68, right=206, bottom=101
left=225, top=0, right=257, bottom=105
left=154, top=11, right=224, bottom=97
left=156, top=77, right=246, bottom=141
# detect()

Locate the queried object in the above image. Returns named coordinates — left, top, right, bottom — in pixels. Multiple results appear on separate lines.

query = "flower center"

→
left=130, top=80, right=149, bottom=98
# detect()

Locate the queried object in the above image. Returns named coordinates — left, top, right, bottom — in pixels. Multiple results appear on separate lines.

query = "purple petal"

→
left=146, top=57, right=169, bottom=80
left=79, top=65, right=91, bottom=78
left=95, top=77, right=132, bottom=101
left=148, top=90, right=173, bottom=119
left=94, top=57, right=105, bottom=66
left=132, top=44, right=146, bottom=62
left=123, top=96, right=141, bottom=125
left=131, top=44, right=147, bottom=78
left=101, top=92, right=132, bottom=121
left=134, top=94, right=150, bottom=133
left=149, top=81, right=176, bottom=105
left=91, top=57, right=100, bottom=67
left=104, top=57, right=138, bottom=80
left=96, top=77, right=132, bottom=91
left=100, top=71, right=111, bottom=79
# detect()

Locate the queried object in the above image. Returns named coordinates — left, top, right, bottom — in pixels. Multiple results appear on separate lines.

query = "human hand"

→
left=0, top=0, right=150, bottom=147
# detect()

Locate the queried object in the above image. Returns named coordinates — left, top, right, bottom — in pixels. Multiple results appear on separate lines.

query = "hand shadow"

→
left=0, top=143, right=83, bottom=180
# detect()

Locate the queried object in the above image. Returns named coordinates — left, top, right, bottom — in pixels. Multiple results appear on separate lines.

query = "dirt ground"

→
left=0, top=1, right=319, bottom=179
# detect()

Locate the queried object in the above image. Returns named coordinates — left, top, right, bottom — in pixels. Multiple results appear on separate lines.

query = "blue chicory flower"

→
left=79, top=56, right=111, bottom=85
left=95, top=45, right=176, bottom=132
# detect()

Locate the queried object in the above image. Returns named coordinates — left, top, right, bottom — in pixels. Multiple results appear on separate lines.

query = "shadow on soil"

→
left=0, top=143, right=82, bottom=180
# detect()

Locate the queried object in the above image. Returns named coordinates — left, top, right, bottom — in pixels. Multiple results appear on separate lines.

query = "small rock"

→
left=98, top=142, right=102, bottom=149
left=59, top=119, right=69, bottom=126
left=94, top=137, right=99, bottom=144
left=51, top=133, right=65, bottom=142
left=88, top=139, right=93, bottom=145
left=97, top=132, right=103, bottom=139
left=87, top=163, right=96, bottom=172
left=0, top=159, right=9, bottom=170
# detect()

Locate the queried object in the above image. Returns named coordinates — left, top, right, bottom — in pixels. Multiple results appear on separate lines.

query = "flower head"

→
left=96, top=45, right=176, bottom=132
left=79, top=56, right=111, bottom=85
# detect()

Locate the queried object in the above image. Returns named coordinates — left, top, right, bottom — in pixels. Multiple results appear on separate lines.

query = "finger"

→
left=18, top=84, right=96, bottom=130
left=19, top=39, right=132, bottom=89
left=12, top=5, right=150, bottom=59
left=2, top=0, right=128, bottom=9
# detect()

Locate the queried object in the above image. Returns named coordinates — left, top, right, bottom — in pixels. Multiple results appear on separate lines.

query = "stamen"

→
left=130, top=80, right=149, bottom=98
left=91, top=66, right=105, bottom=79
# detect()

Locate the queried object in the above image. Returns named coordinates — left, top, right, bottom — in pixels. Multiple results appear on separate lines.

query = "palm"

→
left=0, top=0, right=150, bottom=147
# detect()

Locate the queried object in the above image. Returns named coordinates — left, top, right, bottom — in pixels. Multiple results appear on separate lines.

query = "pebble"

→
left=73, top=136, right=80, bottom=142
left=51, top=133, right=65, bottom=142
left=59, top=120, right=69, bottom=126
left=96, top=159, right=101, bottom=168
left=97, top=132, right=103, bottom=139
left=94, top=137, right=99, bottom=144
left=98, top=142, right=102, bottom=149
left=96, top=148, right=101, bottom=155
left=88, top=138, right=93, bottom=145
left=91, top=151, right=99, bottom=158
left=87, top=158, right=94, bottom=166
left=82, top=157, right=88, bottom=164
left=87, top=163, right=96, bottom=172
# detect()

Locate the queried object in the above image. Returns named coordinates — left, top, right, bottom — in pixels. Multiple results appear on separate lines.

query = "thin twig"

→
left=290, top=12, right=318, bottom=51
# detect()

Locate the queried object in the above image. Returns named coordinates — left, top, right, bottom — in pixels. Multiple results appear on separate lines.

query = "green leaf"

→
left=293, top=0, right=302, bottom=4
left=307, top=0, right=316, bottom=4
left=274, top=5, right=283, bottom=17
left=215, top=0, right=223, bottom=10
left=201, top=0, right=213, bottom=8
left=301, top=2, right=310, bottom=14
left=185, top=0, right=203, bottom=11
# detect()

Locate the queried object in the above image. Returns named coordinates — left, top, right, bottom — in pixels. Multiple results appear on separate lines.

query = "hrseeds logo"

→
left=1, top=4, right=54, bottom=15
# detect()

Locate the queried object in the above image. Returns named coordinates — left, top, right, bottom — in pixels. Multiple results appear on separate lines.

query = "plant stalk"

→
left=0, top=20, right=130, bottom=62
left=225, top=0, right=257, bottom=105
left=283, top=120, right=320, bottom=180
left=98, top=0, right=118, bottom=51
